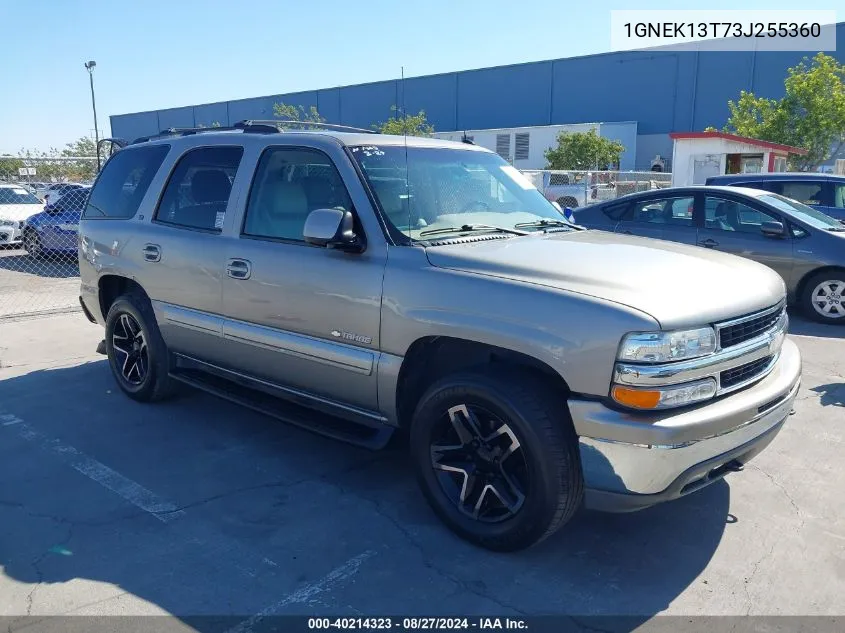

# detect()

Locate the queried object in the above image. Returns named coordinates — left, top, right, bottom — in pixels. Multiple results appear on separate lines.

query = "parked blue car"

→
left=23, top=187, right=91, bottom=257
left=705, top=172, right=845, bottom=221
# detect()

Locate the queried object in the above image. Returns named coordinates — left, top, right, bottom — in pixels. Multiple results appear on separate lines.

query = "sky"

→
left=0, top=0, right=839, bottom=154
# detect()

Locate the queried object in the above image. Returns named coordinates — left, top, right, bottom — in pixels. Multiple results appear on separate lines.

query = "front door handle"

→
left=143, top=243, right=161, bottom=262
left=226, top=258, right=252, bottom=280
left=698, top=238, right=719, bottom=248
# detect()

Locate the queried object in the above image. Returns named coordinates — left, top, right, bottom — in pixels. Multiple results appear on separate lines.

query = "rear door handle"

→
left=226, top=258, right=252, bottom=280
left=698, top=238, right=719, bottom=248
left=143, top=243, right=161, bottom=262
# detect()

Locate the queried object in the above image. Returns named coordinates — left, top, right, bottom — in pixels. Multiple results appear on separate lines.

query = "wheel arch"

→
left=98, top=274, right=149, bottom=321
left=393, top=336, right=571, bottom=430
left=795, top=265, right=845, bottom=303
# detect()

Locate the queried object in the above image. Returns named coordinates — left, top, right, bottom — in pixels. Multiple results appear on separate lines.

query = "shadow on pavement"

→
left=0, top=251, right=79, bottom=278
left=811, top=383, right=845, bottom=407
left=0, top=362, right=730, bottom=629
left=787, top=310, right=845, bottom=339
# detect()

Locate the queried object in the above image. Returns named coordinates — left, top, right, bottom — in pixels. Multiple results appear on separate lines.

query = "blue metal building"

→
left=110, top=23, right=845, bottom=170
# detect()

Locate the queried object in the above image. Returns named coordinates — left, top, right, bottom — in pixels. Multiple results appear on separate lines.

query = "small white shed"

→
left=669, top=131, right=808, bottom=187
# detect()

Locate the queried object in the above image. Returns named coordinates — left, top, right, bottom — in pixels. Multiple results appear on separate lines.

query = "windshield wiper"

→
left=419, top=223, right=528, bottom=238
left=513, top=218, right=577, bottom=230
left=826, top=226, right=845, bottom=232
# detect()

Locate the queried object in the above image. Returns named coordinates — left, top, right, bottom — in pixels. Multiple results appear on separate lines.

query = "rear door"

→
left=614, top=193, right=696, bottom=243
left=695, top=193, right=795, bottom=282
left=131, top=145, right=245, bottom=360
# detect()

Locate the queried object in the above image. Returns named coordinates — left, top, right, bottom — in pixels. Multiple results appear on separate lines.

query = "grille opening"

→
left=719, top=307, right=782, bottom=349
left=720, top=356, right=773, bottom=389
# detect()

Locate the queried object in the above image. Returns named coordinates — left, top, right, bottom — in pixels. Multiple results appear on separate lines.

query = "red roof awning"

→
left=669, top=131, right=808, bottom=155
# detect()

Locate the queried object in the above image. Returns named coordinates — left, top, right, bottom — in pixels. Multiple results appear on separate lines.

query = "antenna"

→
left=401, top=66, right=411, bottom=235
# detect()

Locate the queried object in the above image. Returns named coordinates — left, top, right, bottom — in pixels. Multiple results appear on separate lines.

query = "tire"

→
left=557, top=196, right=579, bottom=209
left=800, top=270, right=845, bottom=325
left=410, top=370, right=583, bottom=551
left=104, top=293, right=176, bottom=402
left=23, top=229, right=43, bottom=258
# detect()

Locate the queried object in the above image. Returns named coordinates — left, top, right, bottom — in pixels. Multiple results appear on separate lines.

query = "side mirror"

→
left=761, top=220, right=785, bottom=238
left=303, top=208, right=362, bottom=252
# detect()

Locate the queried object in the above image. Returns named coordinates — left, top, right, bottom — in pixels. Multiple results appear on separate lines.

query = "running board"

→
left=168, top=367, right=394, bottom=451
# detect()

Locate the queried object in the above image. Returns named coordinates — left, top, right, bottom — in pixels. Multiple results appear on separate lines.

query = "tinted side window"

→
left=704, top=196, right=779, bottom=233
left=602, top=203, right=629, bottom=221
left=83, top=145, right=170, bottom=219
left=155, top=146, right=244, bottom=231
left=623, top=196, right=694, bottom=225
left=778, top=181, right=824, bottom=206
left=243, top=147, right=352, bottom=242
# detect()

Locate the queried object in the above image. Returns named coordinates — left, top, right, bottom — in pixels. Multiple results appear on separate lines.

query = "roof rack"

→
left=236, top=119, right=377, bottom=134
left=129, top=119, right=377, bottom=145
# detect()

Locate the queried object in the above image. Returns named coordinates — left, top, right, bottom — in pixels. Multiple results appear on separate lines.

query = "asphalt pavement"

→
left=0, top=311, right=843, bottom=628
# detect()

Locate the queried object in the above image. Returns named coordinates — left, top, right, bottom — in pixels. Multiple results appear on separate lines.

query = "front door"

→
left=696, top=193, right=795, bottom=283
left=219, top=146, right=386, bottom=411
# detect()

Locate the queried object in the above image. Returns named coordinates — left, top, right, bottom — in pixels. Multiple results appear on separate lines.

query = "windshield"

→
left=0, top=186, right=42, bottom=205
left=349, top=145, right=570, bottom=241
left=756, top=193, right=842, bottom=230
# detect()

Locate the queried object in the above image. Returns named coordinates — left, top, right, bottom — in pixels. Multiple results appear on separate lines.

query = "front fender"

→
left=379, top=247, right=658, bottom=410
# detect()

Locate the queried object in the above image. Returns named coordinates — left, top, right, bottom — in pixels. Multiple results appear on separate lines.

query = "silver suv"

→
left=78, top=122, right=802, bottom=551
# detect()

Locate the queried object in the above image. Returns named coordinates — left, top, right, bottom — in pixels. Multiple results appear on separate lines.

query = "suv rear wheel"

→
left=801, top=270, right=845, bottom=325
left=410, top=370, right=583, bottom=551
left=104, top=293, right=175, bottom=401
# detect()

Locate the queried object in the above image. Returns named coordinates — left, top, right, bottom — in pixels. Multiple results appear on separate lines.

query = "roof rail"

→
left=130, top=125, right=249, bottom=144
left=128, top=119, right=377, bottom=145
left=236, top=119, right=377, bottom=134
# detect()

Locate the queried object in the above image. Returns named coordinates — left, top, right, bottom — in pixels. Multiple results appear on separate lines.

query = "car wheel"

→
left=104, top=293, right=176, bottom=402
left=23, top=229, right=43, bottom=258
left=557, top=196, right=579, bottom=208
left=410, top=370, right=583, bottom=551
left=801, top=270, right=845, bottom=324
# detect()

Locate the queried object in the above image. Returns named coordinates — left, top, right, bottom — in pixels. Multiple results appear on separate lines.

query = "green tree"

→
left=544, top=129, right=624, bottom=170
left=272, top=102, right=325, bottom=129
left=723, top=52, right=845, bottom=170
left=0, top=155, right=24, bottom=180
left=376, top=107, right=434, bottom=136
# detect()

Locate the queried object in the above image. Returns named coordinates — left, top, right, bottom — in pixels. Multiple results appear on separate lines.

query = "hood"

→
left=424, top=230, right=786, bottom=330
left=0, top=203, right=45, bottom=222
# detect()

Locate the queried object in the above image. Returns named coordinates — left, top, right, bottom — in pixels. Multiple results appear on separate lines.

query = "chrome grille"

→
left=720, top=356, right=774, bottom=389
left=718, top=304, right=784, bottom=349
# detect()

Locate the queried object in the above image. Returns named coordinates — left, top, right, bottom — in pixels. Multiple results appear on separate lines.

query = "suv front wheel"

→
left=410, top=370, right=583, bottom=551
left=105, top=293, right=175, bottom=402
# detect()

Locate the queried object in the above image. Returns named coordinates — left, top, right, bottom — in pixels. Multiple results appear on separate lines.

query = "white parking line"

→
left=224, top=550, right=377, bottom=633
left=5, top=416, right=186, bottom=523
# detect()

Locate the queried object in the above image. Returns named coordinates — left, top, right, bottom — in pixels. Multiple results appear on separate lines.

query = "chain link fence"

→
left=520, top=170, right=673, bottom=208
left=0, top=158, right=97, bottom=320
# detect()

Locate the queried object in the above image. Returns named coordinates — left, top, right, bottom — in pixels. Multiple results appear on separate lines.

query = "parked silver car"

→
left=574, top=186, right=845, bottom=325
left=78, top=123, right=801, bottom=550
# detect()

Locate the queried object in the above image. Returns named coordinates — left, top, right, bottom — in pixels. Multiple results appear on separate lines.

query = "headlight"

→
left=617, top=327, right=716, bottom=363
left=611, top=378, right=717, bottom=410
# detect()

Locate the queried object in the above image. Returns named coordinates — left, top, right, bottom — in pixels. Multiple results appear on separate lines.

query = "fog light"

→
left=612, top=378, right=717, bottom=410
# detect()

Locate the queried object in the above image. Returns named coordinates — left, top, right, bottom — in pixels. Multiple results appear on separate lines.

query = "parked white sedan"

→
left=0, top=184, right=45, bottom=246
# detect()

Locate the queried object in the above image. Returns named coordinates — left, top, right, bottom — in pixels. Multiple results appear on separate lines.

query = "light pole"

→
left=84, top=60, right=100, bottom=170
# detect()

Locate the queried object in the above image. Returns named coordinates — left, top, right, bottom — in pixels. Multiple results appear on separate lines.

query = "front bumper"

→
left=0, top=225, right=22, bottom=244
left=569, top=338, right=801, bottom=512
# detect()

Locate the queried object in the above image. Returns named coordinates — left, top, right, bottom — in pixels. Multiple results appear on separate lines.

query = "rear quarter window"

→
left=83, top=144, right=170, bottom=219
